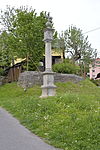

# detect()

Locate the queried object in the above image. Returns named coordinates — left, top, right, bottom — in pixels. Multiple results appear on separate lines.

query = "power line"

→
left=83, top=27, right=100, bottom=34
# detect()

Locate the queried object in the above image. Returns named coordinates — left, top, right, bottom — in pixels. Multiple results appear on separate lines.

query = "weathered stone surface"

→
left=0, top=76, right=5, bottom=86
left=18, top=71, right=43, bottom=89
left=41, top=13, right=56, bottom=97
left=18, top=71, right=83, bottom=89
left=54, top=73, right=83, bottom=83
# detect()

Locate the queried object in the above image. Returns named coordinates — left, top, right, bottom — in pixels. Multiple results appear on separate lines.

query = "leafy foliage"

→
left=0, top=6, right=47, bottom=70
left=90, top=79, right=100, bottom=86
left=53, top=59, right=80, bottom=75
left=0, top=68, right=4, bottom=76
left=52, top=32, right=65, bottom=59
left=0, top=31, right=14, bottom=67
left=64, top=25, right=94, bottom=62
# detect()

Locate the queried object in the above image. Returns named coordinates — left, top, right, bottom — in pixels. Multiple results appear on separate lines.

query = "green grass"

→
left=0, top=79, right=100, bottom=150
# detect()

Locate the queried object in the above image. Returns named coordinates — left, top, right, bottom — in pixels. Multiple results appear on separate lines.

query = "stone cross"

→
left=40, top=13, right=56, bottom=98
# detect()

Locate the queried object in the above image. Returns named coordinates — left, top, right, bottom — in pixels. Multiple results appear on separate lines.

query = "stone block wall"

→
left=54, top=73, right=83, bottom=83
left=18, top=71, right=83, bottom=89
left=0, top=76, right=5, bottom=86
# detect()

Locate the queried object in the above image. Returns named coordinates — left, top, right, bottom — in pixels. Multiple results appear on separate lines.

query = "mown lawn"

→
left=0, top=79, right=100, bottom=150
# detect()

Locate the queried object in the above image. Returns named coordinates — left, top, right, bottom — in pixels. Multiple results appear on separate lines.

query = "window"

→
left=92, top=70, right=95, bottom=72
left=96, top=65, right=100, bottom=67
left=96, top=61, right=100, bottom=64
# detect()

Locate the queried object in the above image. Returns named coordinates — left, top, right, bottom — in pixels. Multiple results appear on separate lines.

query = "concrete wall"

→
left=18, top=71, right=83, bottom=89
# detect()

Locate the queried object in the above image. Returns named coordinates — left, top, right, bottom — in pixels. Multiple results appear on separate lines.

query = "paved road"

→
left=0, top=108, right=61, bottom=150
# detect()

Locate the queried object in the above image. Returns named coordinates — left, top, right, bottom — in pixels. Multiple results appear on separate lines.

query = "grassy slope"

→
left=0, top=79, right=100, bottom=150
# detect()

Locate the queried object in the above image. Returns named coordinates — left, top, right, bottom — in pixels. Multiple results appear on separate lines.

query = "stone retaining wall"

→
left=0, top=76, right=5, bottom=86
left=18, top=71, right=83, bottom=89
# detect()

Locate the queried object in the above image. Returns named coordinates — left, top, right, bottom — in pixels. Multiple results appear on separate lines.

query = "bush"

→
left=90, top=79, right=100, bottom=86
left=0, top=68, right=4, bottom=76
left=53, top=61, right=80, bottom=75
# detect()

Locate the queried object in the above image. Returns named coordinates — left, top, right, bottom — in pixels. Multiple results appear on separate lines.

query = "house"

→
left=2, top=60, right=26, bottom=83
left=1, top=50, right=63, bottom=83
left=40, top=50, right=63, bottom=71
left=52, top=50, right=63, bottom=64
left=89, top=58, right=100, bottom=79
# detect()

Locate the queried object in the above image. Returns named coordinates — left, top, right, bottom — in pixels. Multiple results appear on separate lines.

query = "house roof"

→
left=11, top=58, right=26, bottom=66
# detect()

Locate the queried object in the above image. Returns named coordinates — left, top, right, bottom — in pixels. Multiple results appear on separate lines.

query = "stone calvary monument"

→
left=40, top=13, right=56, bottom=98
left=18, top=13, right=84, bottom=93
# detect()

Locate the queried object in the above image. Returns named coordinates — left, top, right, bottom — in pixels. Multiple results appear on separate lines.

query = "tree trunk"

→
left=83, top=63, right=86, bottom=79
left=62, top=49, right=65, bottom=60
left=26, top=53, right=29, bottom=71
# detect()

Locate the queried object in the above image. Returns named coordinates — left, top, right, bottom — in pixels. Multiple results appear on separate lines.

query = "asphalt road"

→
left=0, top=108, right=61, bottom=150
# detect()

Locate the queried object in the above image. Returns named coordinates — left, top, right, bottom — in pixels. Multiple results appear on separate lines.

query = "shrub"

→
left=53, top=61, right=80, bottom=75
left=0, top=68, right=4, bottom=76
left=90, top=79, right=100, bottom=86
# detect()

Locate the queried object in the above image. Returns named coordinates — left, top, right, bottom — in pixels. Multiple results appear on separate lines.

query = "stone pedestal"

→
left=41, top=71, right=56, bottom=98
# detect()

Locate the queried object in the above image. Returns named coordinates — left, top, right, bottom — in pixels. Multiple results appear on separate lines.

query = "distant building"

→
left=51, top=50, right=63, bottom=64
left=89, top=58, right=100, bottom=79
left=40, top=50, right=63, bottom=71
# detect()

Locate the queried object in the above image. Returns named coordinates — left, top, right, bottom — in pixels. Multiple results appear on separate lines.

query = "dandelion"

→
left=37, top=103, right=41, bottom=106
left=95, top=110, right=98, bottom=113
left=44, top=133, right=48, bottom=136
left=44, top=115, right=49, bottom=120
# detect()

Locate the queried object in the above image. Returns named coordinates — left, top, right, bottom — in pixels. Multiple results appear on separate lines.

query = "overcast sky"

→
left=0, top=0, right=100, bottom=57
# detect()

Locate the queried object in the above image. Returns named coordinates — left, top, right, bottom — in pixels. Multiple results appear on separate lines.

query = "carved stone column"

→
left=40, top=13, right=56, bottom=98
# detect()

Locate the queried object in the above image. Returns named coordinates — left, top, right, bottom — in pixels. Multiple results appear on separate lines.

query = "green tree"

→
left=0, top=6, right=47, bottom=71
left=52, top=32, right=65, bottom=60
left=64, top=25, right=94, bottom=63
left=0, top=31, right=14, bottom=68
left=63, top=25, right=96, bottom=77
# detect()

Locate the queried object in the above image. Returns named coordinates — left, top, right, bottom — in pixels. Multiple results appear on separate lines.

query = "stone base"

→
left=40, top=85, right=56, bottom=98
left=40, top=71, right=56, bottom=98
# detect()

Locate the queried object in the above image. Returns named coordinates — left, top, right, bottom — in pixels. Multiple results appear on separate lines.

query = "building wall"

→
left=89, top=58, right=100, bottom=79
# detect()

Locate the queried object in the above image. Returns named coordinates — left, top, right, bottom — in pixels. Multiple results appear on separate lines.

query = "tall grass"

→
left=0, top=79, right=100, bottom=150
